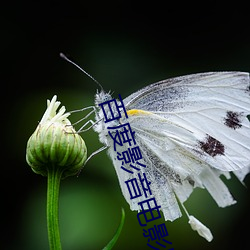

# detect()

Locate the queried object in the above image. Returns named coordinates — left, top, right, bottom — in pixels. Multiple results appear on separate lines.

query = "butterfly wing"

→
left=124, top=72, right=250, bottom=173
left=113, top=72, right=250, bottom=221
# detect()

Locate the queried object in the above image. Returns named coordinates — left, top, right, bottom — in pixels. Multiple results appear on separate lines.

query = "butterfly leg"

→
left=70, top=106, right=96, bottom=126
left=76, top=117, right=104, bottom=133
left=77, top=145, right=108, bottom=176
left=70, top=105, right=96, bottom=114
left=68, top=106, right=101, bottom=132
left=85, top=145, right=108, bottom=165
left=77, top=120, right=96, bottom=132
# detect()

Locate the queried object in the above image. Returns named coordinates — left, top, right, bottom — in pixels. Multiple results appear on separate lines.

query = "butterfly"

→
left=60, top=53, right=250, bottom=241
left=88, top=71, right=250, bottom=241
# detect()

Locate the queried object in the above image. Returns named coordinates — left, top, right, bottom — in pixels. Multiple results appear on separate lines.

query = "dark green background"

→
left=2, top=2, right=250, bottom=250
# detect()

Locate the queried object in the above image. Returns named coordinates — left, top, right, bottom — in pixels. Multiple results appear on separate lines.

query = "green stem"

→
left=47, top=165, right=63, bottom=250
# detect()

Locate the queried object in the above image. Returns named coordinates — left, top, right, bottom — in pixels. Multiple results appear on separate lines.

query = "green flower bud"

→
left=26, top=95, right=87, bottom=178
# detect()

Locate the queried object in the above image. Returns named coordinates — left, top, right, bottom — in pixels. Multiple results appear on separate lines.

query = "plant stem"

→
left=47, top=165, right=63, bottom=250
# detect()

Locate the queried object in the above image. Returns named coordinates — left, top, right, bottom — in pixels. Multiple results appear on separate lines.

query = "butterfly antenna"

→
left=60, top=53, right=104, bottom=91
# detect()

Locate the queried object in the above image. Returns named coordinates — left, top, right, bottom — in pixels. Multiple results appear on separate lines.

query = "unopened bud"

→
left=26, top=95, right=87, bottom=178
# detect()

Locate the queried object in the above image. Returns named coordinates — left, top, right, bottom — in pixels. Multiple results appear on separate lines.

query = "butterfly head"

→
left=94, top=89, right=113, bottom=107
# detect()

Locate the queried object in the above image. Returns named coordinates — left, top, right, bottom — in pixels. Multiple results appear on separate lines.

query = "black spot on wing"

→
left=199, top=135, right=225, bottom=157
left=224, top=111, right=243, bottom=130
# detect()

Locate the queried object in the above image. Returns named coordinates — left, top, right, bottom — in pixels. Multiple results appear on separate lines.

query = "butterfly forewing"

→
left=123, top=72, right=250, bottom=173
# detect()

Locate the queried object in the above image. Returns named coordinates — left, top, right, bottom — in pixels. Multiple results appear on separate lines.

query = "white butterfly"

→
left=58, top=59, right=250, bottom=241
left=86, top=71, right=250, bottom=242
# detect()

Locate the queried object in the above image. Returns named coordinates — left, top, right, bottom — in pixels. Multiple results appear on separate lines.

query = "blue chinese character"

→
left=125, top=177, right=142, bottom=199
left=137, top=198, right=161, bottom=226
left=117, top=146, right=142, bottom=163
left=98, top=94, right=128, bottom=123
left=143, top=223, right=174, bottom=249
left=125, top=173, right=152, bottom=199
left=107, top=123, right=136, bottom=151
left=121, top=160, right=146, bottom=174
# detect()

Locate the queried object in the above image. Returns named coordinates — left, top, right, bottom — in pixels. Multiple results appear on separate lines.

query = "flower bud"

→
left=26, top=95, right=87, bottom=178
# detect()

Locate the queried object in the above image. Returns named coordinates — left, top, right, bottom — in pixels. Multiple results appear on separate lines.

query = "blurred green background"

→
left=2, top=2, right=250, bottom=250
